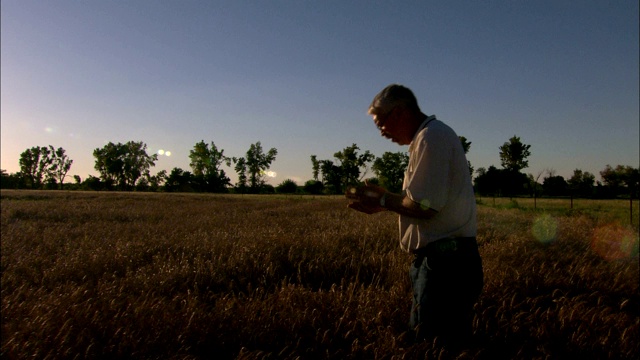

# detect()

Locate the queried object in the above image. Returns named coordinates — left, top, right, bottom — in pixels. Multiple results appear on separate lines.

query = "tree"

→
left=93, top=142, right=124, bottom=188
left=499, top=135, right=531, bottom=172
left=81, top=175, right=105, bottom=191
left=529, top=170, right=546, bottom=205
left=567, top=169, right=595, bottom=198
left=319, top=159, right=343, bottom=194
left=189, top=140, right=231, bottom=192
left=333, top=144, right=375, bottom=186
left=474, top=166, right=502, bottom=196
left=1, top=170, right=26, bottom=189
left=313, top=144, right=374, bottom=194
left=232, top=157, right=248, bottom=193
left=542, top=175, right=568, bottom=197
left=459, top=136, right=471, bottom=154
left=459, top=136, right=474, bottom=176
left=48, top=146, right=73, bottom=190
left=310, top=155, right=320, bottom=181
left=164, top=167, right=194, bottom=192
left=303, top=180, right=324, bottom=195
left=145, top=170, right=167, bottom=192
left=372, top=151, right=409, bottom=193
left=19, top=146, right=53, bottom=189
left=93, top=141, right=158, bottom=190
left=474, top=165, right=529, bottom=197
left=234, top=142, right=278, bottom=193
left=247, top=142, right=278, bottom=191
left=276, top=179, right=298, bottom=194
left=1, top=170, right=11, bottom=189
left=600, top=164, right=640, bottom=198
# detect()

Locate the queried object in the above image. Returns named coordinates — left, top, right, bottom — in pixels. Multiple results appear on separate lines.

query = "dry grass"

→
left=1, top=190, right=638, bottom=359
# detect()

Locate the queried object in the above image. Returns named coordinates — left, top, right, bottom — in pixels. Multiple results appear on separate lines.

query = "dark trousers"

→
left=409, top=237, right=483, bottom=347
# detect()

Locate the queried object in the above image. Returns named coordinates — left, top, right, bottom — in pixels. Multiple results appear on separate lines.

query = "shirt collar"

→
left=409, top=115, right=436, bottom=151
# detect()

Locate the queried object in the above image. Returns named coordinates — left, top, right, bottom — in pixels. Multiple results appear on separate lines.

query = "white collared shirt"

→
left=399, top=117, right=477, bottom=252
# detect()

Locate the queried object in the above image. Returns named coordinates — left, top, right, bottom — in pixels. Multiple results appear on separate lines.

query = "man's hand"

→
left=346, top=180, right=438, bottom=220
left=345, top=180, right=387, bottom=214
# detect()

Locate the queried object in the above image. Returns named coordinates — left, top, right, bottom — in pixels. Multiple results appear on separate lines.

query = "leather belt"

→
left=411, top=237, right=478, bottom=257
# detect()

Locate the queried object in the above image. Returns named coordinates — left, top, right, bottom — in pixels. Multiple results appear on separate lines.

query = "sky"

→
left=2, top=0, right=638, bottom=186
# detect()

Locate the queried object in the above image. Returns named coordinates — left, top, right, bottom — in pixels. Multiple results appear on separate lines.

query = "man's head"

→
left=368, top=84, right=421, bottom=117
left=368, top=84, right=425, bottom=145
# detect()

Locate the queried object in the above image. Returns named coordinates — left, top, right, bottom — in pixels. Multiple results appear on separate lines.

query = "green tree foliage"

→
left=232, top=157, right=248, bottom=193
left=276, top=179, right=298, bottom=194
left=600, top=165, right=640, bottom=198
left=1, top=170, right=10, bottom=188
left=473, top=135, right=532, bottom=197
left=0, top=169, right=26, bottom=189
left=81, top=175, right=105, bottom=191
left=319, top=160, right=342, bottom=194
left=189, top=140, right=231, bottom=192
left=142, top=170, right=167, bottom=192
left=93, top=141, right=158, bottom=190
left=474, top=165, right=529, bottom=197
left=333, top=144, right=374, bottom=186
left=459, top=136, right=471, bottom=154
left=234, top=142, right=278, bottom=193
left=312, top=144, right=374, bottom=194
left=19, top=146, right=54, bottom=189
left=164, top=168, right=195, bottom=192
left=372, top=152, right=408, bottom=193
left=310, top=155, right=320, bottom=181
left=48, top=146, right=73, bottom=190
left=459, top=136, right=474, bottom=176
left=542, top=175, right=568, bottom=196
left=303, top=180, right=324, bottom=195
left=499, top=135, right=531, bottom=172
left=567, top=169, right=595, bottom=198
left=474, top=166, right=500, bottom=195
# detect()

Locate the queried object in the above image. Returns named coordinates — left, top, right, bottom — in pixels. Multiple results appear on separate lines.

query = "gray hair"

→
left=368, top=84, right=421, bottom=116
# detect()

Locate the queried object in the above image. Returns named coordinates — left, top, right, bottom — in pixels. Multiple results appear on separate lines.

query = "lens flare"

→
left=532, top=214, right=558, bottom=244
left=158, top=149, right=165, bottom=155
left=165, top=151, right=171, bottom=156
left=419, top=198, right=431, bottom=210
left=591, top=223, right=639, bottom=261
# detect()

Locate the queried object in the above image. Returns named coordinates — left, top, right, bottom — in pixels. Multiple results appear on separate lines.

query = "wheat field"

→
left=1, top=190, right=638, bottom=359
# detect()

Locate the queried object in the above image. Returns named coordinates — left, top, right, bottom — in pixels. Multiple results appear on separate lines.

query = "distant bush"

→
left=276, top=179, right=298, bottom=194
left=303, top=180, right=324, bottom=195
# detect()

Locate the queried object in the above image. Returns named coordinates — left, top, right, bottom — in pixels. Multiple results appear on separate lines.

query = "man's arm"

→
left=382, top=190, right=438, bottom=220
left=346, top=181, right=437, bottom=220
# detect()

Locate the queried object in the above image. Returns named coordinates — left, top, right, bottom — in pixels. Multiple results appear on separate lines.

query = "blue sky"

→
left=2, top=0, right=638, bottom=185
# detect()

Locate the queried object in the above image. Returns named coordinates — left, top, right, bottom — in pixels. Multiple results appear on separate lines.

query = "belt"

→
left=411, top=237, right=478, bottom=257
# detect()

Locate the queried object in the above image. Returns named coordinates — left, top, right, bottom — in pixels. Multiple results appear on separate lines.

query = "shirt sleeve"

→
left=405, top=125, right=452, bottom=212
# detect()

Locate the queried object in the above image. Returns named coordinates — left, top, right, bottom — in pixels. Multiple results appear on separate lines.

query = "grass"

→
left=477, top=196, right=639, bottom=228
left=1, top=190, right=638, bottom=359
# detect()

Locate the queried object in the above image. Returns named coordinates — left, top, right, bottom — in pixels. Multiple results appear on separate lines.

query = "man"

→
left=346, top=84, right=483, bottom=348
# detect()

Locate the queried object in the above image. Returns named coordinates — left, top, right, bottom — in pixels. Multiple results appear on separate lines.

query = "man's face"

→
left=373, top=108, right=412, bottom=145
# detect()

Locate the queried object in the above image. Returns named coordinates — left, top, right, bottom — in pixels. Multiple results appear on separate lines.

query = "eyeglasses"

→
left=374, top=108, right=396, bottom=133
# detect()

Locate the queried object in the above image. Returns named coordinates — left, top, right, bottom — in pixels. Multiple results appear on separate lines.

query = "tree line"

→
left=1, top=136, right=638, bottom=199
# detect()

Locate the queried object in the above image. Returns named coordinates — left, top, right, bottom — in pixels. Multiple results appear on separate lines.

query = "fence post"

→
left=630, top=192, right=633, bottom=226
left=570, top=193, right=573, bottom=209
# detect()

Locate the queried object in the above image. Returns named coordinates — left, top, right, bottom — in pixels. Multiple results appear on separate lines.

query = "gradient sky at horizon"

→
left=2, top=0, right=638, bottom=185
